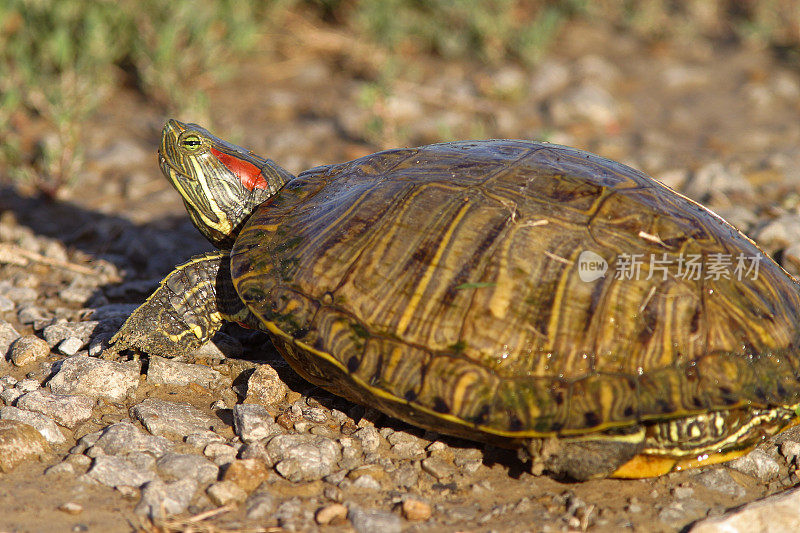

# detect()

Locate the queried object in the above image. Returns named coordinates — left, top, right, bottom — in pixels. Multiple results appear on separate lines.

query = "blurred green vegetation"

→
left=350, top=0, right=584, bottom=65
left=0, top=0, right=290, bottom=194
left=1, top=0, right=799, bottom=194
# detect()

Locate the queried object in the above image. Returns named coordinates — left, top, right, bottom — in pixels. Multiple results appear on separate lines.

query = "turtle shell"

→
left=229, top=140, right=800, bottom=444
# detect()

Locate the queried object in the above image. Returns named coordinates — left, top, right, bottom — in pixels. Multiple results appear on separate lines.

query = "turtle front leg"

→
left=108, top=250, right=255, bottom=358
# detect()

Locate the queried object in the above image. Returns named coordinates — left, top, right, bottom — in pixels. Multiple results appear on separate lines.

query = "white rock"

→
left=206, top=480, right=247, bottom=506
left=233, top=403, right=281, bottom=443
left=48, top=356, right=140, bottom=402
left=691, top=487, right=800, bottom=533
left=530, top=59, right=570, bottom=100
left=15, top=379, right=40, bottom=393
left=728, top=449, right=781, bottom=482
left=755, top=214, right=800, bottom=254
left=549, top=83, right=618, bottom=127
left=0, top=406, right=65, bottom=444
left=268, top=434, right=341, bottom=482
left=58, top=337, right=85, bottom=356
left=16, top=389, right=94, bottom=428
left=131, top=398, right=217, bottom=439
left=0, top=323, right=22, bottom=360
left=147, top=355, right=223, bottom=388
left=93, top=422, right=171, bottom=457
left=245, top=364, right=287, bottom=406
left=135, top=478, right=198, bottom=519
left=86, top=455, right=156, bottom=488
left=156, top=453, right=219, bottom=484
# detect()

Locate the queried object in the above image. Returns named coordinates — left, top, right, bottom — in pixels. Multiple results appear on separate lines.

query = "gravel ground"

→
left=1, top=19, right=800, bottom=533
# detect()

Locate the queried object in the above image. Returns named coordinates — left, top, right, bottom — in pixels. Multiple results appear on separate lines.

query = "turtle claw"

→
left=97, top=330, right=138, bottom=361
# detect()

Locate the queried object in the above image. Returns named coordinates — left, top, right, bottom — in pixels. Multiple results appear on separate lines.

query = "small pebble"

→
left=185, top=430, right=226, bottom=449
left=9, top=336, right=50, bottom=367
left=315, top=503, right=348, bottom=525
left=0, top=296, right=14, bottom=312
left=232, top=403, right=280, bottom=443
left=45, top=462, right=75, bottom=476
left=135, top=478, right=197, bottom=519
left=131, top=398, right=216, bottom=438
left=268, top=434, right=341, bottom=482
left=352, top=474, right=381, bottom=490
left=15, top=379, right=40, bottom=393
left=49, top=356, right=140, bottom=402
left=421, top=456, right=454, bottom=480
left=146, top=355, right=223, bottom=388
left=86, top=455, right=156, bottom=488
left=58, top=502, right=83, bottom=515
left=0, top=405, right=65, bottom=444
left=672, top=485, right=695, bottom=499
left=65, top=454, right=92, bottom=471
left=245, top=491, right=276, bottom=520
left=222, top=458, right=269, bottom=492
left=206, top=480, right=247, bottom=506
left=156, top=453, right=218, bottom=484
left=729, top=449, right=781, bottom=482
left=0, top=419, right=49, bottom=472
left=58, top=337, right=84, bottom=356
left=0, top=322, right=21, bottom=358
left=780, top=441, right=800, bottom=463
left=203, top=442, right=238, bottom=466
left=16, top=389, right=95, bottom=428
left=348, top=505, right=402, bottom=533
left=245, top=364, right=288, bottom=406
left=402, top=498, right=432, bottom=521
left=1, top=388, right=22, bottom=405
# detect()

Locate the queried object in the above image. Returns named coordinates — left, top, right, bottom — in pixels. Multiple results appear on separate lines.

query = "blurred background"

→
left=1, top=0, right=800, bottom=274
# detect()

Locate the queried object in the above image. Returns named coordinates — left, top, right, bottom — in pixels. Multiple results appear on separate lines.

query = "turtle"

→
left=109, top=119, right=800, bottom=480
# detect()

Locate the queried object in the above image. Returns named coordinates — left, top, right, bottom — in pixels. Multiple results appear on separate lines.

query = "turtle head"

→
left=158, top=119, right=295, bottom=249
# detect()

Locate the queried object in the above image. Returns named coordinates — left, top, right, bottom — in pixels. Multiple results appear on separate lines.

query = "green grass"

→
left=1, top=0, right=799, bottom=195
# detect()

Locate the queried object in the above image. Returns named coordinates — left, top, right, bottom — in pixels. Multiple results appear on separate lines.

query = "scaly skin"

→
left=108, top=251, right=259, bottom=358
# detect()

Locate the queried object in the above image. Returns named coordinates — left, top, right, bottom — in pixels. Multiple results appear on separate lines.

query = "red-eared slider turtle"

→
left=110, top=119, right=800, bottom=480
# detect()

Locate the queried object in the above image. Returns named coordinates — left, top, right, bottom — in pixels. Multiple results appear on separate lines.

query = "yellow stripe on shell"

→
left=487, top=231, right=514, bottom=320
left=451, top=370, right=479, bottom=415
left=543, top=248, right=581, bottom=352
left=396, top=201, right=472, bottom=335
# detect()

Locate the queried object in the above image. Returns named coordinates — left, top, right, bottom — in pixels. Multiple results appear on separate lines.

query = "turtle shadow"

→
left=0, top=185, right=208, bottom=279
left=0, top=184, right=211, bottom=336
left=296, top=383, right=533, bottom=480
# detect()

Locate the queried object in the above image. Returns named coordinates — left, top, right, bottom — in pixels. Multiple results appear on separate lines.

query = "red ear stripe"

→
left=210, top=147, right=270, bottom=190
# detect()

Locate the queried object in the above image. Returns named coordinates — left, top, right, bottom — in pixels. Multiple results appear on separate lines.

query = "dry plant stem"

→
left=0, top=243, right=103, bottom=277
left=143, top=504, right=283, bottom=533
left=186, top=505, right=235, bottom=523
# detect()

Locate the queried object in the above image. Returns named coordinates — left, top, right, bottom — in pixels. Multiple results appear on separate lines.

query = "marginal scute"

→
left=567, top=374, right=639, bottom=431
left=364, top=337, right=429, bottom=398
left=307, top=307, right=365, bottom=369
left=490, top=378, right=565, bottom=435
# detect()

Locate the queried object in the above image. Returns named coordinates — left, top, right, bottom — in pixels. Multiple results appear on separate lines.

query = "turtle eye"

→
left=180, top=134, right=202, bottom=151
